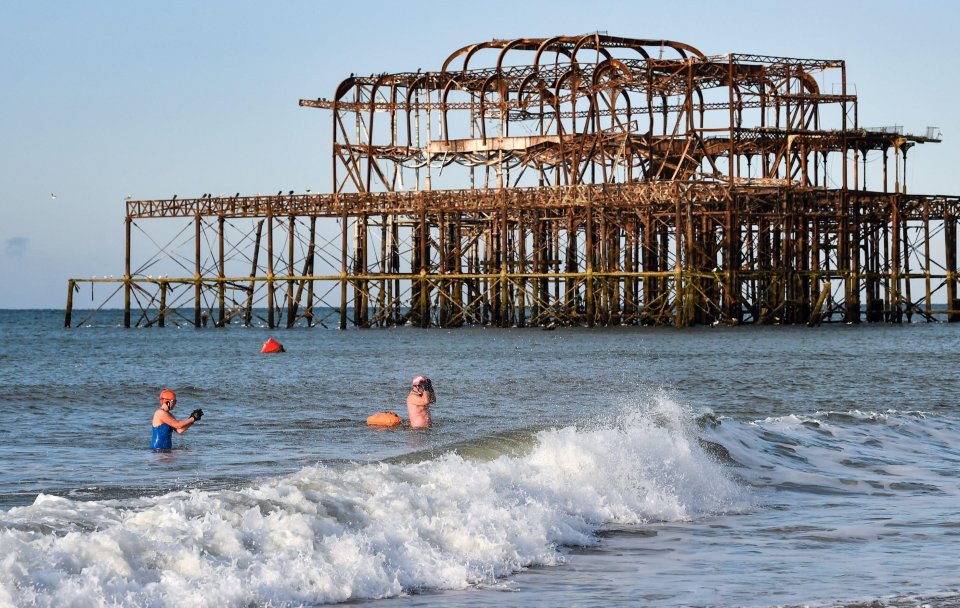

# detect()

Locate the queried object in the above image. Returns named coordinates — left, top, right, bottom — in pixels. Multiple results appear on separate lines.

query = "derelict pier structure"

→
left=66, top=34, right=960, bottom=328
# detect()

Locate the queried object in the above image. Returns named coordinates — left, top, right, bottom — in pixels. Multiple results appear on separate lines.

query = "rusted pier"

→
left=67, top=34, right=958, bottom=328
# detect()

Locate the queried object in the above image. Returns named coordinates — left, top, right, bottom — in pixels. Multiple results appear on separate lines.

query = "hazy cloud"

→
left=4, top=237, right=28, bottom=257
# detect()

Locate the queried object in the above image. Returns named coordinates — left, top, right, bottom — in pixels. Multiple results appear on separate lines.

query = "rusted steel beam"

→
left=125, top=188, right=960, bottom=222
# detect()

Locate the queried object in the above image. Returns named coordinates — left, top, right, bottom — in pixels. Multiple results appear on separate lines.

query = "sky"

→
left=1, top=0, right=958, bottom=308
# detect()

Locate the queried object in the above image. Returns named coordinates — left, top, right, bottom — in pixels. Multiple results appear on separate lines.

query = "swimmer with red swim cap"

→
left=150, top=389, right=204, bottom=449
left=406, top=375, right=436, bottom=428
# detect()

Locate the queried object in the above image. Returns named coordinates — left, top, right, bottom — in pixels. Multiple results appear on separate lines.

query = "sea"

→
left=1, top=309, right=959, bottom=608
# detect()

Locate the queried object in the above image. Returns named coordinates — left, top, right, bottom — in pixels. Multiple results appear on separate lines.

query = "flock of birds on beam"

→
left=53, top=191, right=316, bottom=203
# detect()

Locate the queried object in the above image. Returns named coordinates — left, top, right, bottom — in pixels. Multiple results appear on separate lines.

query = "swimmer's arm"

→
left=156, top=409, right=196, bottom=432
left=407, top=391, right=430, bottom=407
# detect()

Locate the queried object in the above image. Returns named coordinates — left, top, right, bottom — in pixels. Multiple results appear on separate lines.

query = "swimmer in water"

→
left=150, top=389, right=203, bottom=449
left=406, top=375, right=436, bottom=428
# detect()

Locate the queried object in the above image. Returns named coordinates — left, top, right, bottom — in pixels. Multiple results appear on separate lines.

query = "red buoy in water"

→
left=260, top=337, right=285, bottom=353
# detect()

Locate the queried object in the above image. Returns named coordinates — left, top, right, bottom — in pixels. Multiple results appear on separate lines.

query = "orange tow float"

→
left=366, top=411, right=403, bottom=427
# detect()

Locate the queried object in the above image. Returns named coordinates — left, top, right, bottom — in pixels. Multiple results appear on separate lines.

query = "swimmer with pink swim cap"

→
left=406, top=375, right=436, bottom=428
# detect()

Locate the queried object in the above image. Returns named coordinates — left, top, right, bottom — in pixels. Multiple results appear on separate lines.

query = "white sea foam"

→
left=0, top=398, right=743, bottom=607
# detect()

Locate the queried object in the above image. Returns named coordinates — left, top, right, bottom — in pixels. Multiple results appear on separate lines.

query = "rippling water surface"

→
left=1, top=310, right=959, bottom=607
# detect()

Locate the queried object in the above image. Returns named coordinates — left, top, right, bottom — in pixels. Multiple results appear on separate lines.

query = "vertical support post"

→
left=245, top=220, right=264, bottom=327
left=535, top=214, right=548, bottom=325
left=447, top=213, right=469, bottom=327
left=585, top=198, right=595, bottom=327
left=811, top=215, right=821, bottom=320
left=218, top=215, right=225, bottom=327
left=901, top=209, right=913, bottom=322
left=599, top=214, right=609, bottom=324
left=946, top=212, right=958, bottom=322
left=451, top=215, right=463, bottom=326
left=267, top=209, right=275, bottom=329
left=194, top=213, right=202, bottom=328
left=675, top=196, right=684, bottom=327
left=891, top=196, right=902, bottom=323
left=727, top=193, right=741, bottom=322
left=565, top=212, right=577, bottom=321
left=413, top=214, right=422, bottom=325
left=551, top=220, right=560, bottom=320
left=353, top=214, right=368, bottom=327
left=745, top=222, right=755, bottom=322
left=378, top=214, right=388, bottom=327
left=124, top=215, right=132, bottom=328
left=287, top=215, right=297, bottom=328
left=623, top=215, right=634, bottom=323
left=158, top=281, right=167, bottom=328
left=65, top=280, right=75, bottom=328
left=499, top=193, right=509, bottom=327
left=517, top=212, right=526, bottom=328
left=849, top=193, right=861, bottom=323
left=420, top=203, right=431, bottom=327
left=923, top=200, right=931, bottom=319
left=866, top=220, right=882, bottom=322
left=841, top=62, right=849, bottom=190
left=305, top=216, right=316, bottom=327
left=882, top=214, right=891, bottom=319
left=684, top=196, right=695, bottom=326
left=340, top=209, right=348, bottom=330
left=658, top=223, right=669, bottom=323
left=642, top=213, right=654, bottom=322
left=287, top=215, right=296, bottom=328
left=727, top=54, right=737, bottom=188
left=391, top=214, right=400, bottom=325
left=438, top=212, right=447, bottom=327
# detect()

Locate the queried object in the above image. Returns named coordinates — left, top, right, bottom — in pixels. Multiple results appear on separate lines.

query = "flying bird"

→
left=50, top=193, right=57, bottom=201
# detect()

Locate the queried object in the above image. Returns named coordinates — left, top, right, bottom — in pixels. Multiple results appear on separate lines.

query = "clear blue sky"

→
left=2, top=0, right=957, bottom=308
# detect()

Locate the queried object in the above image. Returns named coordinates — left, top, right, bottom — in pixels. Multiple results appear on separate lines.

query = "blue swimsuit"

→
left=151, top=423, right=174, bottom=449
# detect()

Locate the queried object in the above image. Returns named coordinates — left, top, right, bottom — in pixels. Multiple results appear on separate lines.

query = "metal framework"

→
left=66, top=34, right=960, bottom=328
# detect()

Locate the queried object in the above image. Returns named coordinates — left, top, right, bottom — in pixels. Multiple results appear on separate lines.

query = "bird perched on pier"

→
left=277, top=190, right=282, bottom=196
left=172, top=195, right=177, bottom=201
left=288, top=190, right=293, bottom=196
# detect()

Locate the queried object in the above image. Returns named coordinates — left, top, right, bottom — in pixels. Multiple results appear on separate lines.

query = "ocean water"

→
left=1, top=310, right=959, bottom=607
